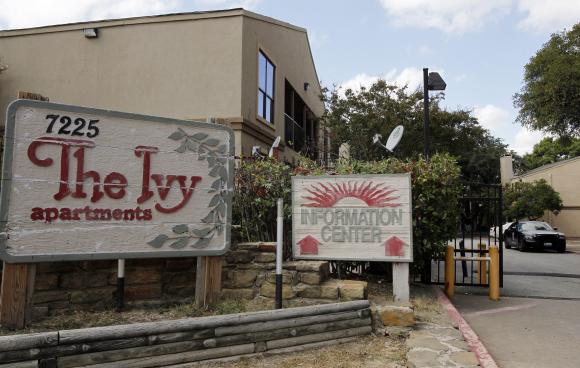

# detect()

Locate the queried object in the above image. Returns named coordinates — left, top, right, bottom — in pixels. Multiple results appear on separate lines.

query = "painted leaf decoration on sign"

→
left=192, top=133, right=208, bottom=140
left=202, top=211, right=216, bottom=223
left=186, top=140, right=198, bottom=151
left=209, top=165, right=221, bottom=177
left=217, top=202, right=226, bottom=217
left=211, top=179, right=222, bottom=190
left=147, top=234, right=169, bottom=248
left=192, top=237, right=210, bottom=249
left=219, top=166, right=228, bottom=181
left=170, top=238, right=188, bottom=249
left=216, top=223, right=224, bottom=234
left=168, top=130, right=186, bottom=140
left=192, top=227, right=212, bottom=237
left=175, top=142, right=187, bottom=153
left=217, top=144, right=227, bottom=154
left=209, top=194, right=220, bottom=207
left=207, top=157, right=217, bottom=167
left=204, top=138, right=219, bottom=146
left=172, top=224, right=189, bottom=234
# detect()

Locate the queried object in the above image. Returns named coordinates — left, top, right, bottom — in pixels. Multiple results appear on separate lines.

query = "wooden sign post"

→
left=292, top=174, right=413, bottom=302
left=0, top=100, right=235, bottom=327
left=0, top=93, right=48, bottom=329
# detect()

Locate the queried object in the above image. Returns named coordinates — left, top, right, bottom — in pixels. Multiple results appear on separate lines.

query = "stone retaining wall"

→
left=19, top=242, right=367, bottom=319
left=222, top=243, right=368, bottom=304
left=31, top=258, right=196, bottom=319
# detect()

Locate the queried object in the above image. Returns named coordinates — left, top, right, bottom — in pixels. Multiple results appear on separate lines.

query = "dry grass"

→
left=0, top=298, right=249, bottom=336
left=201, top=335, right=407, bottom=368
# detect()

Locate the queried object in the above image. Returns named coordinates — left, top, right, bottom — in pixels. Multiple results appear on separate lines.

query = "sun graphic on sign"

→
left=302, top=181, right=401, bottom=208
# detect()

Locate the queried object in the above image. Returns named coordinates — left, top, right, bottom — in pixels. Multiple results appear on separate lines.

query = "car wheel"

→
left=505, top=240, right=511, bottom=249
left=558, top=243, right=566, bottom=253
left=518, top=238, right=528, bottom=252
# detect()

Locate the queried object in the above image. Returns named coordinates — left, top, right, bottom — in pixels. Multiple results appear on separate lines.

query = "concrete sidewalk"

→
left=452, top=294, right=580, bottom=368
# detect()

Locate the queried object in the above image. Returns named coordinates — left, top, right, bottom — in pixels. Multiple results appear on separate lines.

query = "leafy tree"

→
left=513, top=23, right=580, bottom=137
left=323, top=80, right=508, bottom=183
left=503, top=179, right=563, bottom=221
left=521, top=137, right=580, bottom=170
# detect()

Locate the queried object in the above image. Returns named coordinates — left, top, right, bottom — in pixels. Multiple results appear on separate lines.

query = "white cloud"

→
left=473, top=104, right=512, bottom=132
left=340, top=67, right=430, bottom=94
left=0, top=0, right=183, bottom=29
left=378, top=0, right=512, bottom=33
left=516, top=0, right=580, bottom=33
left=510, top=127, right=546, bottom=155
left=378, top=0, right=580, bottom=34
left=0, top=0, right=262, bottom=30
left=340, top=73, right=380, bottom=94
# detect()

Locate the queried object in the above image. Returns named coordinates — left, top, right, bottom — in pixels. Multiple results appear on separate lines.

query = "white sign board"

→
left=0, top=100, right=234, bottom=262
left=292, top=174, right=413, bottom=262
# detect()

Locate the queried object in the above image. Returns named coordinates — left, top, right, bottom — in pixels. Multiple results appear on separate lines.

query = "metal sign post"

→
left=275, top=198, right=283, bottom=309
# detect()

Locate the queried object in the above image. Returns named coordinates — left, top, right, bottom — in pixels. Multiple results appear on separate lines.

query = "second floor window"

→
left=258, top=51, right=275, bottom=124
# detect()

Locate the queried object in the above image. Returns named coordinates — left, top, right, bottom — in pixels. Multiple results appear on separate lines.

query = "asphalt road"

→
left=451, top=242, right=580, bottom=368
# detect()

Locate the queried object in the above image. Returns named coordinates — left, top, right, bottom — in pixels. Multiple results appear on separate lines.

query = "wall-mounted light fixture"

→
left=304, top=82, right=310, bottom=91
left=84, top=28, right=98, bottom=39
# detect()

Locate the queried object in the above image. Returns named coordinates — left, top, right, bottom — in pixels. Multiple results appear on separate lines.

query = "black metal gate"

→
left=432, top=182, right=504, bottom=287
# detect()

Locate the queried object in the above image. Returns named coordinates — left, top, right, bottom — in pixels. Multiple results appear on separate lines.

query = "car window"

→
left=522, top=222, right=553, bottom=231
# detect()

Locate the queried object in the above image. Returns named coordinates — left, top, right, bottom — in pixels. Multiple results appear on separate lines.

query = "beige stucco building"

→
left=0, top=9, right=327, bottom=162
left=501, top=155, right=580, bottom=238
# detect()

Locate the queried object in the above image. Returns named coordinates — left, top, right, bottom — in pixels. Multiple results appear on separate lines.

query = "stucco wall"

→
left=514, top=158, right=580, bottom=238
left=0, top=15, right=244, bottom=126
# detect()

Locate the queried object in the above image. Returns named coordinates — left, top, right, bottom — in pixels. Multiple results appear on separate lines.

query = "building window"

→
left=258, top=50, right=275, bottom=124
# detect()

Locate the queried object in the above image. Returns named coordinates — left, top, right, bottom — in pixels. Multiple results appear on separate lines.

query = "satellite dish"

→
left=385, top=125, right=404, bottom=152
left=269, top=136, right=281, bottom=157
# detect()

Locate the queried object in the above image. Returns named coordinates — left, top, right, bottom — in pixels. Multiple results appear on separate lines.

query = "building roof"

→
left=514, top=155, right=580, bottom=179
left=0, top=8, right=307, bottom=37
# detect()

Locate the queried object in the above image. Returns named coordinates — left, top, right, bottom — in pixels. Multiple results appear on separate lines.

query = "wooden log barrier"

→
left=0, top=301, right=373, bottom=367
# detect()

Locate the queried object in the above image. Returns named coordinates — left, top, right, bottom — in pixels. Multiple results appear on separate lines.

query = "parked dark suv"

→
left=505, top=221, right=566, bottom=252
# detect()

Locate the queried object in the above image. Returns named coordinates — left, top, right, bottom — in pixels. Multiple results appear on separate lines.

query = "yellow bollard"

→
left=444, top=245, right=455, bottom=298
left=478, top=243, right=488, bottom=284
left=489, top=245, right=500, bottom=301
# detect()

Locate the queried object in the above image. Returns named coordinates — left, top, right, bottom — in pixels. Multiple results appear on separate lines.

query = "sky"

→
left=1, top=0, right=579, bottom=154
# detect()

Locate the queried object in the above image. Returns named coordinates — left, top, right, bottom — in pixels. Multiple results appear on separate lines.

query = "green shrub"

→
left=233, top=158, right=292, bottom=244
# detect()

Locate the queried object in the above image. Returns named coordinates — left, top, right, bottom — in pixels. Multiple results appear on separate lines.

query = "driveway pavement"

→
left=450, top=245, right=580, bottom=368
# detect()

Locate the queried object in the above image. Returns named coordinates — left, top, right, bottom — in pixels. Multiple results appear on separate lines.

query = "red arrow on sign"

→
left=298, top=235, right=320, bottom=255
left=385, top=236, right=405, bottom=257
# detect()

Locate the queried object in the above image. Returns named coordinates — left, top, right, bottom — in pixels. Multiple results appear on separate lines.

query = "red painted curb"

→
left=433, top=285, right=499, bottom=368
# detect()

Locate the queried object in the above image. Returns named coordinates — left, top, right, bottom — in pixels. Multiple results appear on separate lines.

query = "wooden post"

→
left=0, top=263, right=36, bottom=329
left=489, top=245, right=500, bottom=301
left=477, top=243, right=487, bottom=284
left=392, top=263, right=409, bottom=303
left=195, top=256, right=223, bottom=307
left=444, top=245, right=455, bottom=298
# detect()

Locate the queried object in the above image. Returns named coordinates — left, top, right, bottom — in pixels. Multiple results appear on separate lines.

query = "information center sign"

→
left=0, top=100, right=234, bottom=262
left=292, top=174, right=413, bottom=262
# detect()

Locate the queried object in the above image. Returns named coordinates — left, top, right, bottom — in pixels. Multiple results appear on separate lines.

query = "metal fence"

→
left=431, top=182, right=504, bottom=287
